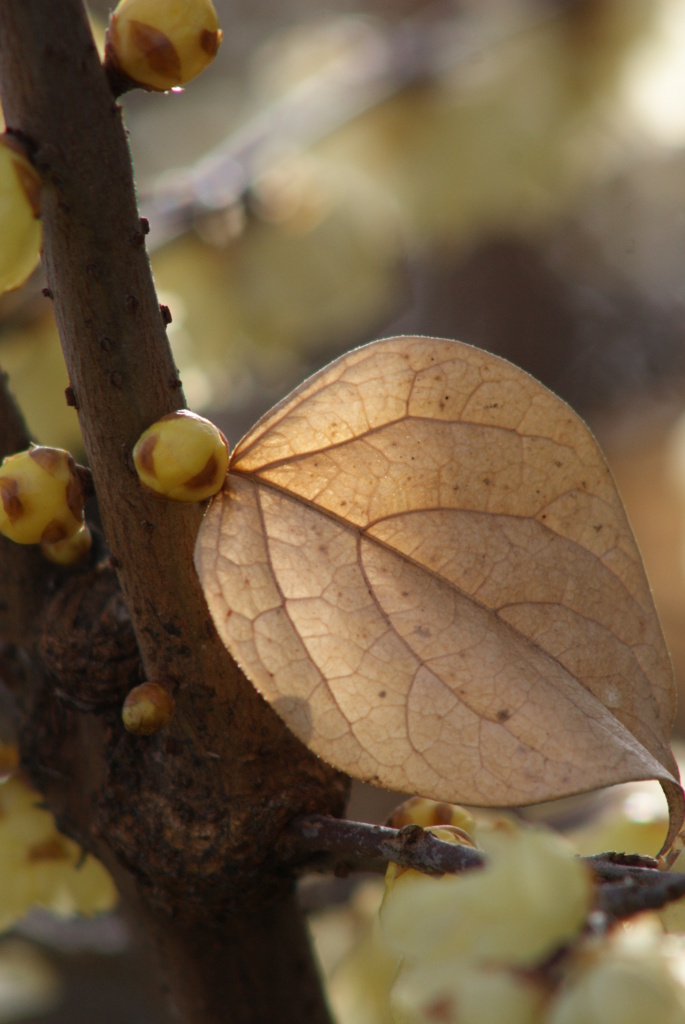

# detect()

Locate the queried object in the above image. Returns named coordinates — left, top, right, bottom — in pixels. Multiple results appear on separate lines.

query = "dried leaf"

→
left=195, top=337, right=684, bottom=848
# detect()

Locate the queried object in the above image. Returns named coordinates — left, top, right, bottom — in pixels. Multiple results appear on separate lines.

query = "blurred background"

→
left=2, top=0, right=685, bottom=1019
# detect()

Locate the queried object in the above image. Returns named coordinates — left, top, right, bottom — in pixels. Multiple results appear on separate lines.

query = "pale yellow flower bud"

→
left=549, top=924, right=685, bottom=1024
left=0, top=774, right=117, bottom=930
left=0, top=447, right=84, bottom=546
left=380, top=817, right=592, bottom=968
left=133, top=410, right=228, bottom=501
left=122, top=682, right=175, bottom=735
left=385, top=824, right=478, bottom=889
left=388, top=797, right=476, bottom=837
left=41, top=523, right=92, bottom=566
left=391, top=959, right=546, bottom=1024
left=106, top=0, right=222, bottom=92
left=0, top=135, right=41, bottom=294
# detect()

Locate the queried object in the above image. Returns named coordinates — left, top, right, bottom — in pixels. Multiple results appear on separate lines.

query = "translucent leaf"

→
left=195, top=337, right=684, bottom=847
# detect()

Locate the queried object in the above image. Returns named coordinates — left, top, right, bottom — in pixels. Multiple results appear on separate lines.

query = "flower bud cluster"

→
left=0, top=446, right=91, bottom=565
left=548, top=920, right=685, bottom=1024
left=336, top=798, right=685, bottom=1024
left=0, top=771, right=117, bottom=931
left=105, top=0, right=222, bottom=92
left=0, top=133, right=42, bottom=294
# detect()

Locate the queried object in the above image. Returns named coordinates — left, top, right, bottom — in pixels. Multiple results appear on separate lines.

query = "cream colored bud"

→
left=0, top=135, right=42, bottom=294
left=385, top=824, right=478, bottom=889
left=0, top=774, right=117, bottom=929
left=0, top=447, right=84, bottom=546
left=389, top=797, right=476, bottom=837
left=106, top=0, right=222, bottom=92
left=548, top=929, right=685, bottom=1024
left=122, top=682, right=175, bottom=735
left=391, top=959, right=546, bottom=1024
left=133, top=410, right=228, bottom=501
left=380, top=817, right=592, bottom=967
left=41, top=523, right=92, bottom=566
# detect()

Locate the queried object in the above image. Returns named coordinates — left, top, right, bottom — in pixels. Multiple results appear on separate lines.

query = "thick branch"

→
left=150, top=895, right=333, bottom=1024
left=0, top=4, right=347, bottom=1023
left=0, top=0, right=206, bottom=687
left=0, top=0, right=346, bottom=873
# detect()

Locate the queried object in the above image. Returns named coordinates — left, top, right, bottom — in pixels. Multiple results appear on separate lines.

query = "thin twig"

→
left=597, top=873, right=685, bottom=920
left=138, top=5, right=566, bottom=250
left=284, top=814, right=685, bottom=918
left=282, top=813, right=484, bottom=875
left=0, top=3, right=583, bottom=329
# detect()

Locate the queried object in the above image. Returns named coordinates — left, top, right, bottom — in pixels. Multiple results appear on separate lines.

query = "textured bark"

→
left=0, top=3, right=347, bottom=1022
left=150, top=896, right=333, bottom=1024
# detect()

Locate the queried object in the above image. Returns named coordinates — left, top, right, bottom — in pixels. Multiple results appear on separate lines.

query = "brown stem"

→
left=281, top=814, right=484, bottom=875
left=0, top=4, right=347, bottom=1023
left=283, top=814, right=685, bottom=920
left=597, top=872, right=685, bottom=920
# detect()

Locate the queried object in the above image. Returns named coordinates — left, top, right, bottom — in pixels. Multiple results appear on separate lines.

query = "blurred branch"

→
left=140, top=5, right=560, bottom=249
left=597, top=872, right=685, bottom=920
left=0, top=2, right=574, bottom=331
left=282, top=814, right=484, bottom=876
left=284, top=814, right=685, bottom=919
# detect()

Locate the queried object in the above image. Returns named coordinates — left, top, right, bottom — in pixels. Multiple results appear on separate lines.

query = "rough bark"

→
left=0, top=3, right=347, bottom=1022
